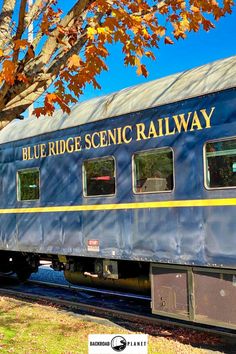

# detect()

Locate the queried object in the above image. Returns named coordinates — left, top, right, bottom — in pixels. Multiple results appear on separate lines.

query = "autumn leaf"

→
left=180, top=14, right=190, bottom=31
left=68, top=54, right=81, bottom=69
left=103, top=17, right=117, bottom=31
left=164, top=36, right=174, bottom=44
left=87, top=27, right=97, bottom=39
left=124, top=55, right=136, bottom=66
left=202, top=18, right=215, bottom=31
left=33, top=107, right=44, bottom=118
left=91, top=77, right=101, bottom=90
left=14, top=39, right=29, bottom=50
left=2, top=60, right=15, bottom=85
left=17, top=73, right=28, bottom=83
left=191, top=5, right=200, bottom=13
left=145, top=51, right=155, bottom=60
left=136, top=63, right=148, bottom=77
left=155, top=26, right=166, bottom=37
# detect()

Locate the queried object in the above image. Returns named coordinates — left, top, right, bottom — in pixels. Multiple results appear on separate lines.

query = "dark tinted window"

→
left=205, top=139, right=236, bottom=188
left=133, top=148, right=174, bottom=193
left=83, top=157, right=115, bottom=196
left=17, top=169, right=40, bottom=201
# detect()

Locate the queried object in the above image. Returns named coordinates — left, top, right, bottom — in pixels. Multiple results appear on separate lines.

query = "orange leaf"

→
left=68, top=54, right=81, bottom=68
left=155, top=26, right=166, bottom=37
left=145, top=51, right=156, bottom=60
left=136, top=63, right=148, bottom=77
left=164, top=36, right=174, bottom=44
left=2, top=60, right=15, bottom=85
left=17, top=73, right=28, bottom=83
left=191, top=5, right=200, bottom=12
left=33, top=107, right=44, bottom=118
left=14, top=39, right=29, bottom=50
left=46, top=93, right=57, bottom=104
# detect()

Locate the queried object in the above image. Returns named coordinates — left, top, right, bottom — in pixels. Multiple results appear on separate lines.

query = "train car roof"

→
left=0, top=55, right=236, bottom=144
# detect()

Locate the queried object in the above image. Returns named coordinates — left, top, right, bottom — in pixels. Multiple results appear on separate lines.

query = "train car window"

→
left=205, top=139, right=236, bottom=188
left=83, top=157, right=115, bottom=197
left=17, top=169, right=40, bottom=201
left=133, top=148, right=174, bottom=193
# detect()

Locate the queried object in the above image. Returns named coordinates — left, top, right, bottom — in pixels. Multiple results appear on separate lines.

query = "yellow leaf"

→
left=97, top=27, right=110, bottom=35
left=180, top=14, right=190, bottom=30
left=87, top=27, right=97, bottom=39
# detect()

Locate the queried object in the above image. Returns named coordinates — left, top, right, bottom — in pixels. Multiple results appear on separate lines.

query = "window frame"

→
left=132, top=146, right=175, bottom=195
left=204, top=136, right=236, bottom=191
left=17, top=167, right=40, bottom=202
left=82, top=155, right=116, bottom=198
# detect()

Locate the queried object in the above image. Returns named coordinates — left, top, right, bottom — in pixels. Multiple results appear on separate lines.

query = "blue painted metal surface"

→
left=0, top=88, right=236, bottom=267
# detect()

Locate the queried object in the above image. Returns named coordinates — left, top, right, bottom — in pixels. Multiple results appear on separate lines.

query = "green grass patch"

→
left=0, top=296, right=222, bottom=354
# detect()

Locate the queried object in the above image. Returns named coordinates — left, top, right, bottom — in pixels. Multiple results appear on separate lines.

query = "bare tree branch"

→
left=25, top=0, right=51, bottom=28
left=15, top=0, right=27, bottom=39
left=39, top=0, right=93, bottom=66
left=0, top=0, right=16, bottom=48
left=26, top=0, right=56, bottom=49
left=13, top=0, right=27, bottom=63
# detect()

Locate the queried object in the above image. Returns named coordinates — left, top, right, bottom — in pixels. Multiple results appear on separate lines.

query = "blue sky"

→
left=79, top=7, right=236, bottom=101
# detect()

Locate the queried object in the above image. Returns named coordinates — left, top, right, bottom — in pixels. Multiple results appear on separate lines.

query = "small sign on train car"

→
left=87, top=240, right=100, bottom=252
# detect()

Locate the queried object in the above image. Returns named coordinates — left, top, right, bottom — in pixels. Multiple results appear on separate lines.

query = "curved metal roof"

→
left=0, top=55, right=236, bottom=144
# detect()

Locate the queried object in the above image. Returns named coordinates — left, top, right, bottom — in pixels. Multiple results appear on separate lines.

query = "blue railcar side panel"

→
left=0, top=88, right=236, bottom=267
left=17, top=213, right=43, bottom=249
left=204, top=206, right=236, bottom=265
left=0, top=214, right=17, bottom=250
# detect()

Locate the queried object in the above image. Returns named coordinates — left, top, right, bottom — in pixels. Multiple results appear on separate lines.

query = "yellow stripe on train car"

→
left=0, top=198, right=236, bottom=213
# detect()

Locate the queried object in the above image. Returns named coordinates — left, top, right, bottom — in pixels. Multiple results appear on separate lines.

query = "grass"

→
left=0, top=296, right=223, bottom=354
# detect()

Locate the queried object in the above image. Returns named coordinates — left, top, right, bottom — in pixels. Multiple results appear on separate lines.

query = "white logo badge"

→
left=88, top=334, right=148, bottom=354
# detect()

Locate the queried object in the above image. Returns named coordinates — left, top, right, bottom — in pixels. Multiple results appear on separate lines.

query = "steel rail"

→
left=0, top=273, right=151, bottom=301
left=27, top=279, right=151, bottom=301
left=0, top=284, right=235, bottom=340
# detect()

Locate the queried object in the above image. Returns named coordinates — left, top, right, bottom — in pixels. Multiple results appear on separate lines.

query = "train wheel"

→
left=16, top=269, right=32, bottom=283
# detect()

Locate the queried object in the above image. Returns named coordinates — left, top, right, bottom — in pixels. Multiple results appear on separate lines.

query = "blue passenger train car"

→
left=0, top=56, right=236, bottom=329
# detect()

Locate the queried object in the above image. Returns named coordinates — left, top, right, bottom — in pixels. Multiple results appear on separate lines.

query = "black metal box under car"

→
left=150, top=265, right=190, bottom=320
left=193, top=269, right=236, bottom=329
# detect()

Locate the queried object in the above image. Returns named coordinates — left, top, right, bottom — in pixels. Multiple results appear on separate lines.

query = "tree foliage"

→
left=0, top=0, right=233, bottom=128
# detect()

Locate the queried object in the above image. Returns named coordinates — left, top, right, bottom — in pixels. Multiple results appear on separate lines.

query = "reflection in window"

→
left=83, top=157, right=115, bottom=196
left=205, top=139, right=236, bottom=188
left=133, top=148, right=174, bottom=193
left=17, top=169, right=40, bottom=201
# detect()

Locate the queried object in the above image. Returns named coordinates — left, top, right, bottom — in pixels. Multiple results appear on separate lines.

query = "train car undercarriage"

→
left=1, top=250, right=236, bottom=330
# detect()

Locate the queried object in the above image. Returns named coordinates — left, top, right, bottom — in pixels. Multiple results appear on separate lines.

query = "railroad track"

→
left=0, top=275, right=236, bottom=351
left=28, top=278, right=151, bottom=301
